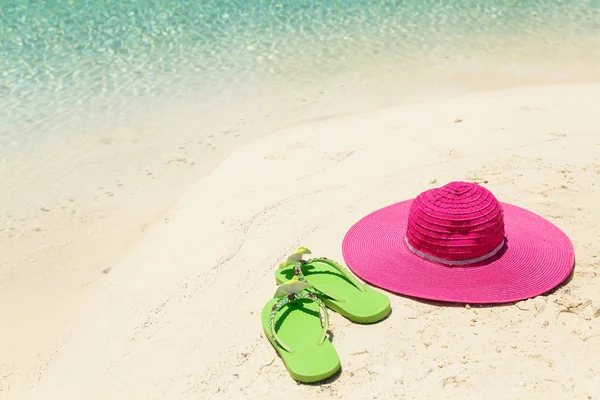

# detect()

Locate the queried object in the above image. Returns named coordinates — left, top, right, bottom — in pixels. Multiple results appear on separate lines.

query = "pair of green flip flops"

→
left=261, top=247, right=391, bottom=383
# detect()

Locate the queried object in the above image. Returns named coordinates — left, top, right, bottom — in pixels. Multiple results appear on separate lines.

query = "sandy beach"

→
left=3, top=81, right=599, bottom=399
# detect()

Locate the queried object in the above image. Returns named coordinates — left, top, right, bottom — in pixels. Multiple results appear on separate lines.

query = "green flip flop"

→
left=261, top=277, right=341, bottom=383
left=275, top=247, right=391, bottom=324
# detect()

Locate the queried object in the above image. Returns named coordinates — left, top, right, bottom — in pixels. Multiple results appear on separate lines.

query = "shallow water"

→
left=1, top=0, right=600, bottom=150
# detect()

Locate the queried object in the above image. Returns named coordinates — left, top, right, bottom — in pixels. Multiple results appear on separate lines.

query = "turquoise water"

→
left=1, top=0, right=599, bottom=148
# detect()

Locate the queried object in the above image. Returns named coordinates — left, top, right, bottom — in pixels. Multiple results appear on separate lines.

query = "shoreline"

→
left=2, top=44, right=600, bottom=393
left=10, top=80, right=600, bottom=399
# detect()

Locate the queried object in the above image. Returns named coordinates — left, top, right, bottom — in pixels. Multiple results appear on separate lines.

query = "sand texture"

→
left=7, top=83, right=600, bottom=399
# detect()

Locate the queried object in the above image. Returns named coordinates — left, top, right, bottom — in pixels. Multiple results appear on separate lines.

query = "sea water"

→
left=1, top=0, right=600, bottom=151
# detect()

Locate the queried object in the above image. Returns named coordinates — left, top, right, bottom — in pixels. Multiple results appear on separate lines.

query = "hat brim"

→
left=342, top=200, right=575, bottom=304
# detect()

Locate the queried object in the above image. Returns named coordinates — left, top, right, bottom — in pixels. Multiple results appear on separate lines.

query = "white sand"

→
left=4, top=82, right=599, bottom=399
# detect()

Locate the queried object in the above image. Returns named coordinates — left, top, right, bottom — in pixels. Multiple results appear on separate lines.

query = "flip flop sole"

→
left=261, top=297, right=341, bottom=383
left=276, top=260, right=391, bottom=324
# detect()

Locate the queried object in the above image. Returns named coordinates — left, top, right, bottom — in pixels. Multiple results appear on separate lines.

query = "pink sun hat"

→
left=342, top=181, right=575, bottom=304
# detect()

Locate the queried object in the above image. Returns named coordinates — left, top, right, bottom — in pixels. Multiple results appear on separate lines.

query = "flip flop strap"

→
left=297, top=257, right=367, bottom=294
left=268, top=290, right=329, bottom=353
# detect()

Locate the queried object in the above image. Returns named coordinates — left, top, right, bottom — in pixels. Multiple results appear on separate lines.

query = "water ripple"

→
left=1, top=0, right=599, bottom=146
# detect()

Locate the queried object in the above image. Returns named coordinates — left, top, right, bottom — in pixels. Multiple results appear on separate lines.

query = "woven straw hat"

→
left=342, top=181, right=575, bottom=304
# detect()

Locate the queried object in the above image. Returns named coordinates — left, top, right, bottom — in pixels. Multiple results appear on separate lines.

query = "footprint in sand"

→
left=165, top=157, right=188, bottom=165
left=98, top=137, right=113, bottom=145
left=467, top=176, right=488, bottom=184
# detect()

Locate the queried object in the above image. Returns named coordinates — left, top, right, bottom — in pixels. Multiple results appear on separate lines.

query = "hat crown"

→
left=405, top=181, right=505, bottom=265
